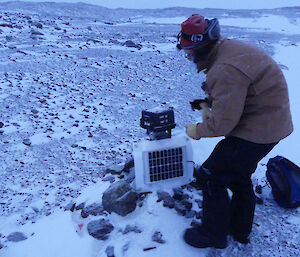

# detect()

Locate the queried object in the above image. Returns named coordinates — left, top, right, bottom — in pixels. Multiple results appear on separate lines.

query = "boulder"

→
left=7, top=232, right=27, bottom=242
left=81, top=203, right=104, bottom=218
left=157, top=191, right=175, bottom=208
left=87, top=219, right=114, bottom=240
left=102, top=181, right=137, bottom=216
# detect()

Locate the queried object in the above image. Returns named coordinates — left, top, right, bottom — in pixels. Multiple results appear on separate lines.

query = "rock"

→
left=195, top=199, right=203, bottom=208
left=31, top=29, right=44, bottom=36
left=102, top=181, right=138, bottom=216
left=31, top=109, right=39, bottom=114
left=109, top=39, right=121, bottom=45
left=172, top=187, right=184, bottom=200
left=0, top=122, right=4, bottom=128
left=32, top=207, right=39, bottom=213
left=182, top=193, right=190, bottom=200
left=5, top=36, right=13, bottom=41
left=122, top=242, right=130, bottom=254
left=75, top=202, right=85, bottom=210
left=190, top=220, right=202, bottom=229
left=7, top=232, right=27, bottom=242
left=123, top=40, right=142, bottom=49
left=122, top=159, right=134, bottom=173
left=0, top=240, right=3, bottom=249
left=32, top=22, right=43, bottom=29
left=22, top=139, right=31, bottom=146
left=105, top=165, right=123, bottom=175
left=185, top=210, right=196, bottom=219
left=174, top=202, right=187, bottom=216
left=81, top=203, right=104, bottom=217
left=64, top=202, right=76, bottom=212
left=122, top=225, right=142, bottom=234
left=102, top=175, right=115, bottom=183
left=181, top=199, right=192, bottom=210
left=185, top=184, right=194, bottom=192
left=0, top=23, right=13, bottom=28
left=105, top=246, right=115, bottom=257
left=195, top=211, right=203, bottom=220
left=152, top=231, right=166, bottom=244
left=87, top=219, right=114, bottom=240
left=157, top=191, right=175, bottom=208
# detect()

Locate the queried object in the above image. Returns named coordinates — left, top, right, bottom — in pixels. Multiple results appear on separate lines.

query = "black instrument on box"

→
left=140, top=108, right=176, bottom=140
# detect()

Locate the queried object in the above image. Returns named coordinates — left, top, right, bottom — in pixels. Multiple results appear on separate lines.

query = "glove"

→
left=199, top=102, right=212, bottom=121
left=185, top=124, right=201, bottom=140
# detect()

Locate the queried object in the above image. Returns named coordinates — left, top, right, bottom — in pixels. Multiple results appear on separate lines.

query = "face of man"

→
left=184, top=49, right=210, bottom=71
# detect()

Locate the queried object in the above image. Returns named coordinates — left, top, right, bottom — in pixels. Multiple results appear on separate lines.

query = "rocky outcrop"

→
left=102, top=181, right=138, bottom=216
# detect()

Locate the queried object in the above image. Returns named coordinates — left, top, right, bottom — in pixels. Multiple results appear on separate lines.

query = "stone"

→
left=5, top=36, right=13, bottom=41
left=31, top=109, right=39, bottom=114
left=32, top=22, right=43, bottom=29
left=64, top=202, right=75, bottom=212
left=102, top=181, right=138, bottom=216
left=105, top=246, right=115, bottom=257
left=87, top=219, right=114, bottom=240
left=157, top=191, right=175, bottom=208
left=105, top=165, right=123, bottom=175
left=181, top=199, right=192, bottom=210
left=185, top=210, right=196, bottom=219
left=102, top=175, right=115, bottom=183
left=31, top=29, right=44, bottom=36
left=172, top=187, right=184, bottom=201
left=0, top=240, right=3, bottom=249
left=0, top=122, right=3, bottom=128
left=123, top=40, right=142, bottom=49
left=122, top=242, right=130, bottom=254
left=195, top=199, right=203, bottom=208
left=81, top=203, right=104, bottom=217
left=75, top=202, right=85, bottom=210
left=32, top=207, right=39, bottom=213
left=190, top=220, right=202, bottom=229
left=195, top=211, right=203, bottom=220
left=174, top=202, right=187, bottom=216
left=22, top=139, right=31, bottom=146
left=152, top=231, right=166, bottom=244
left=122, top=225, right=142, bottom=234
left=7, top=232, right=27, bottom=242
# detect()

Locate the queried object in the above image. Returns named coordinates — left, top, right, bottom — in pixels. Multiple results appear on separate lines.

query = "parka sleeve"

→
left=196, top=64, right=252, bottom=137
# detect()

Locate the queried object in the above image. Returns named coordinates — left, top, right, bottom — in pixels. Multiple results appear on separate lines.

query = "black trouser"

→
left=195, top=137, right=277, bottom=243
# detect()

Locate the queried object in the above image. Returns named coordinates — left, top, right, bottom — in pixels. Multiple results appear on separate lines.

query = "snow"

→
left=0, top=1, right=300, bottom=257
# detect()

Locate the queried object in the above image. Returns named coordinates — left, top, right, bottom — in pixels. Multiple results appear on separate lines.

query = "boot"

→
left=183, top=227, right=227, bottom=249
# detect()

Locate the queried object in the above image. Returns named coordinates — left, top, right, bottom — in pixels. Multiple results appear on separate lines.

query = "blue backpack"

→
left=266, top=156, right=300, bottom=209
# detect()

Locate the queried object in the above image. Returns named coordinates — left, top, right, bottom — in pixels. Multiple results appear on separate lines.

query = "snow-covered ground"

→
left=0, top=1, right=300, bottom=257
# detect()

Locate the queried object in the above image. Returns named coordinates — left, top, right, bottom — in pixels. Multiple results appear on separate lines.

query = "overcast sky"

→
left=0, top=0, right=299, bottom=9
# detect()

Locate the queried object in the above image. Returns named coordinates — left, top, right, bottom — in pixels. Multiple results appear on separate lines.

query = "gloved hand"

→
left=199, top=102, right=212, bottom=121
left=185, top=124, right=201, bottom=140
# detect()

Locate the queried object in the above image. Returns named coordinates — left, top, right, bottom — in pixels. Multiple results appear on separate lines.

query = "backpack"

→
left=266, top=156, right=300, bottom=209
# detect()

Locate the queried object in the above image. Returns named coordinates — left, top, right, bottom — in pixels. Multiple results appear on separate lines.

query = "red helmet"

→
left=177, top=14, right=220, bottom=50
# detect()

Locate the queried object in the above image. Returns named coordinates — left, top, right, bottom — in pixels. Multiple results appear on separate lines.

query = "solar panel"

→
left=148, top=147, right=184, bottom=182
left=133, top=135, right=194, bottom=192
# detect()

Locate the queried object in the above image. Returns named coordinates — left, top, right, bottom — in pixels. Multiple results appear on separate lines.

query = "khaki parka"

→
left=195, top=38, right=293, bottom=144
